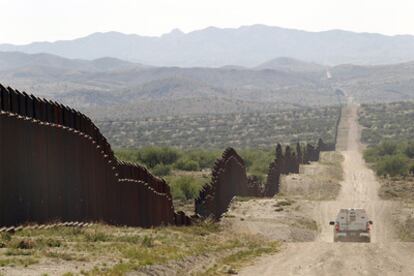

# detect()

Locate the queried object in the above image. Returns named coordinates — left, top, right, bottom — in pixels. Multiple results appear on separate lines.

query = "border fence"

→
left=0, top=83, right=339, bottom=227
left=195, top=139, right=331, bottom=219
left=0, top=84, right=191, bottom=228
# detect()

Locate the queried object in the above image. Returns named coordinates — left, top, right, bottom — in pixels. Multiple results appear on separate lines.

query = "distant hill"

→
left=330, top=61, right=414, bottom=103
left=2, top=25, right=414, bottom=67
left=2, top=51, right=414, bottom=119
left=0, top=51, right=143, bottom=72
left=255, top=57, right=326, bottom=73
left=0, top=51, right=336, bottom=119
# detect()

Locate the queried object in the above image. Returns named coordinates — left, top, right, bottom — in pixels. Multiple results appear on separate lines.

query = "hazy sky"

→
left=1, top=0, right=414, bottom=44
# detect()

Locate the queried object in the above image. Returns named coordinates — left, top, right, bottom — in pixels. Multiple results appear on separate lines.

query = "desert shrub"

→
left=115, top=149, right=140, bottom=163
left=404, top=142, right=414, bottom=158
left=364, top=147, right=381, bottom=163
left=138, top=147, right=180, bottom=168
left=359, top=102, right=414, bottom=145
left=378, top=141, right=398, bottom=156
left=240, top=149, right=274, bottom=177
left=175, top=158, right=200, bottom=171
left=185, top=149, right=220, bottom=169
left=100, top=106, right=340, bottom=149
left=364, top=140, right=414, bottom=177
left=169, top=176, right=205, bottom=200
left=375, top=154, right=409, bottom=177
left=151, top=164, right=172, bottom=177
left=115, top=147, right=180, bottom=168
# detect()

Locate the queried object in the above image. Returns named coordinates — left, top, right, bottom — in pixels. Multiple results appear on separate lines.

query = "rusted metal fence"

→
left=195, top=148, right=249, bottom=218
left=195, top=141, right=326, bottom=219
left=0, top=84, right=189, bottom=228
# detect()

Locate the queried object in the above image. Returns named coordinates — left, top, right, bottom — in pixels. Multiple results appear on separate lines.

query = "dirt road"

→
left=240, top=103, right=414, bottom=275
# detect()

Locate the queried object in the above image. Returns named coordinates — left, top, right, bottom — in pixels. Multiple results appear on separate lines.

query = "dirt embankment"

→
left=240, top=102, right=414, bottom=275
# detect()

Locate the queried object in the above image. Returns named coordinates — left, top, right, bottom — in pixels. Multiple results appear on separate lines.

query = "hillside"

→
left=331, top=61, right=414, bottom=103
left=2, top=25, right=414, bottom=67
left=255, top=57, right=326, bottom=73
left=2, top=51, right=414, bottom=118
left=0, top=51, right=338, bottom=119
left=0, top=51, right=143, bottom=72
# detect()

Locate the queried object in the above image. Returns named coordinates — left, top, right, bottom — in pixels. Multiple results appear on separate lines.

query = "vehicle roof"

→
left=339, top=208, right=367, bottom=212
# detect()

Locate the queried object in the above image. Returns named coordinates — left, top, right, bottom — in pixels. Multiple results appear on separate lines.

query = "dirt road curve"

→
left=240, top=102, right=414, bottom=275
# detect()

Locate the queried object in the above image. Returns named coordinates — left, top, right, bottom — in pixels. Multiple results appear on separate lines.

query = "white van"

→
left=329, top=208, right=373, bottom=242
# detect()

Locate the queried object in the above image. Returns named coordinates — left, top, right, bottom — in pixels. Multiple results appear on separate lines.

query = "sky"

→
left=1, top=0, right=414, bottom=44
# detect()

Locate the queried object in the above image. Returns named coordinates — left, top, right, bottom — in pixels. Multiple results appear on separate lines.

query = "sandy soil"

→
left=281, top=151, right=343, bottom=201
left=240, top=102, right=414, bottom=275
left=222, top=197, right=319, bottom=243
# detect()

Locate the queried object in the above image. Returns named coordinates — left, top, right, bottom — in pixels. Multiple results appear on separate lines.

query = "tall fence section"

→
left=0, top=84, right=191, bottom=228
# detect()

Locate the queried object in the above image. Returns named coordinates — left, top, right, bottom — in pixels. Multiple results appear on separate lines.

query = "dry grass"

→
left=394, top=200, right=414, bottom=242
left=379, top=177, right=414, bottom=202
left=201, top=238, right=280, bottom=275
left=398, top=216, right=414, bottom=242
left=0, top=221, right=280, bottom=275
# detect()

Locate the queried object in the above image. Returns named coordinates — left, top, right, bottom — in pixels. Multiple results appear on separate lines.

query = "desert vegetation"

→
left=363, top=141, right=414, bottom=202
left=359, top=101, right=414, bottom=145
left=360, top=102, right=414, bottom=200
left=102, top=106, right=340, bottom=149
left=364, top=141, right=414, bottom=177
left=115, top=147, right=275, bottom=202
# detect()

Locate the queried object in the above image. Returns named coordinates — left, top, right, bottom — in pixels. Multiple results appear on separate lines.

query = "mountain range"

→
left=1, top=51, right=414, bottom=120
left=2, top=25, right=414, bottom=67
left=0, top=51, right=336, bottom=119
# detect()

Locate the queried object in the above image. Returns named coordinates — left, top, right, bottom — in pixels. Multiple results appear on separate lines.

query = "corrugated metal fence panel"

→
left=0, top=86, right=180, bottom=228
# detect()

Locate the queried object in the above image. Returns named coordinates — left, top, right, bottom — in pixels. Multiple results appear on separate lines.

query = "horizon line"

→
left=2, top=24, right=414, bottom=46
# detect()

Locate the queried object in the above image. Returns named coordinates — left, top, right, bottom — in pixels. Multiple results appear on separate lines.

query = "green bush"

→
left=169, top=176, right=205, bottom=200
left=115, top=146, right=277, bottom=183
left=151, top=164, right=172, bottom=177
left=175, top=158, right=200, bottom=171
left=115, top=147, right=220, bottom=171
left=376, top=141, right=398, bottom=156
left=138, top=147, right=180, bottom=168
left=375, top=154, right=409, bottom=177
left=186, top=150, right=220, bottom=169
left=404, top=142, right=414, bottom=158
left=364, top=147, right=380, bottom=163
left=115, top=149, right=140, bottom=163
left=240, top=149, right=274, bottom=178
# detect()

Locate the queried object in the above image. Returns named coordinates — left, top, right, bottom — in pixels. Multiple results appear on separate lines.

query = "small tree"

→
left=376, top=154, right=409, bottom=177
